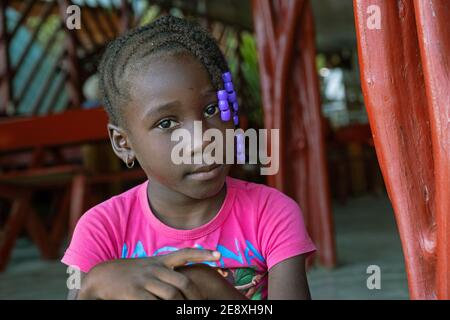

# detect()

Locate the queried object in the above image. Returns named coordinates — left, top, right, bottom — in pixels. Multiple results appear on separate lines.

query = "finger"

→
left=124, top=289, right=159, bottom=300
left=151, top=266, right=203, bottom=300
left=161, top=248, right=221, bottom=268
left=143, top=278, right=185, bottom=300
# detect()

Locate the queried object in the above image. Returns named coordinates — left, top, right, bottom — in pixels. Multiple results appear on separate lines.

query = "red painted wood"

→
left=120, top=0, right=133, bottom=32
left=251, top=0, right=336, bottom=267
left=58, top=0, right=84, bottom=109
left=0, top=0, right=12, bottom=115
left=354, top=0, right=449, bottom=299
left=413, top=0, right=450, bottom=299
left=0, top=107, right=109, bottom=153
left=49, top=188, right=71, bottom=257
left=0, top=107, right=109, bottom=270
left=0, top=190, right=31, bottom=271
left=69, top=174, right=86, bottom=241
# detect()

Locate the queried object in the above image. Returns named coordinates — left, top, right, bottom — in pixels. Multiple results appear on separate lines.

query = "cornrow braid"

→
left=98, top=15, right=230, bottom=125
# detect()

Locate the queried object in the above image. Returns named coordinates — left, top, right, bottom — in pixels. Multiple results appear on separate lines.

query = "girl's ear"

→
left=107, top=123, right=135, bottom=165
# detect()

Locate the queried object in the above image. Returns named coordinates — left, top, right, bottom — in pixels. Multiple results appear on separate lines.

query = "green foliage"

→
left=138, top=5, right=160, bottom=26
left=239, top=31, right=263, bottom=127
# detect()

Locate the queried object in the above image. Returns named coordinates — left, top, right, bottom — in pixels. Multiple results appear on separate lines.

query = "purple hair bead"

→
left=219, top=100, right=229, bottom=111
left=237, top=152, right=245, bottom=163
left=217, top=90, right=228, bottom=100
left=233, top=115, right=239, bottom=126
left=219, top=71, right=240, bottom=124
left=221, top=109, right=231, bottom=121
left=237, top=140, right=244, bottom=152
left=236, top=132, right=245, bottom=163
left=227, top=91, right=237, bottom=103
left=224, top=82, right=234, bottom=93
left=222, top=72, right=232, bottom=83
left=236, top=133, right=244, bottom=150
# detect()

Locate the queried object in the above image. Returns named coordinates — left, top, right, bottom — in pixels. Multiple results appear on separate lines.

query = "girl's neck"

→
left=146, top=179, right=227, bottom=230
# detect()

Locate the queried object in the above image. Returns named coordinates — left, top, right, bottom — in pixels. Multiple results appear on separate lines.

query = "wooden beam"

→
left=0, top=107, right=109, bottom=153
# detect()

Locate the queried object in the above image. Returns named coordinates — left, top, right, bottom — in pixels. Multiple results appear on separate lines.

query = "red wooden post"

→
left=413, top=0, right=450, bottom=300
left=120, top=0, right=133, bottom=33
left=251, top=0, right=336, bottom=267
left=58, top=0, right=83, bottom=108
left=0, top=186, right=31, bottom=271
left=0, top=0, right=12, bottom=115
left=354, top=0, right=449, bottom=299
left=69, top=173, right=86, bottom=241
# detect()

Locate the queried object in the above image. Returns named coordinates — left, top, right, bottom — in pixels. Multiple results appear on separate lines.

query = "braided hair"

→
left=98, top=15, right=230, bottom=126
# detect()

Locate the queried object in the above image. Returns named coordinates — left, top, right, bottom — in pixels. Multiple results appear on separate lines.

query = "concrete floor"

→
left=308, top=195, right=409, bottom=299
left=0, top=194, right=409, bottom=300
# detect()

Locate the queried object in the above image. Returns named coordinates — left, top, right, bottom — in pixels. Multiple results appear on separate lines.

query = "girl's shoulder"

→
left=226, top=177, right=314, bottom=271
left=226, top=176, right=300, bottom=214
left=77, top=181, right=146, bottom=227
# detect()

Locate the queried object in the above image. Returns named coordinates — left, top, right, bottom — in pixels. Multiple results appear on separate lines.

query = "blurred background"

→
left=0, top=0, right=408, bottom=299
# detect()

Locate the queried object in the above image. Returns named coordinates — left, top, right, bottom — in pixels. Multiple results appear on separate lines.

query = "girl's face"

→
left=109, top=52, right=234, bottom=199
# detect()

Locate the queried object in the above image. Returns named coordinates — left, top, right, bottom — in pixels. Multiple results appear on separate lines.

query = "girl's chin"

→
left=183, top=174, right=227, bottom=199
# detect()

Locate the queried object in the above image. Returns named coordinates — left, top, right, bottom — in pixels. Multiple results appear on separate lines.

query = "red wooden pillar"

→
left=354, top=0, right=449, bottom=299
left=251, top=0, right=336, bottom=268
left=0, top=0, right=12, bottom=115
left=58, top=0, right=83, bottom=108
left=413, top=0, right=450, bottom=300
left=120, top=0, right=133, bottom=33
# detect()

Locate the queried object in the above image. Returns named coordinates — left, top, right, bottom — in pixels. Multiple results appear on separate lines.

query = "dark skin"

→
left=68, top=52, right=311, bottom=300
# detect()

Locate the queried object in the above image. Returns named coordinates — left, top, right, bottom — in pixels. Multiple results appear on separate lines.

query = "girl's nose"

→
left=186, top=120, right=210, bottom=162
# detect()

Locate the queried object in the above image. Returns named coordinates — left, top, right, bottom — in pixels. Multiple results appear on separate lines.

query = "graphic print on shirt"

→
left=215, top=267, right=267, bottom=300
left=121, top=238, right=267, bottom=300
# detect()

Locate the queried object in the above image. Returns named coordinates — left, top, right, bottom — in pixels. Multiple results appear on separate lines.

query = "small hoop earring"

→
left=126, top=159, right=135, bottom=169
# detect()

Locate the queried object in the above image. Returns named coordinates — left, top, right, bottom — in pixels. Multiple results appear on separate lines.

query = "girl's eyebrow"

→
left=143, top=100, right=181, bottom=120
left=143, top=88, right=215, bottom=120
left=201, top=87, right=216, bottom=97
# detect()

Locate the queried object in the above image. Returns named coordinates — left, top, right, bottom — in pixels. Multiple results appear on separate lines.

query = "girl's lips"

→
left=186, top=164, right=224, bottom=181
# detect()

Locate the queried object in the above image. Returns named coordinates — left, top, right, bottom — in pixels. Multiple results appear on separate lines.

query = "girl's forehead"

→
left=129, top=51, right=200, bottom=76
left=130, top=52, right=210, bottom=90
left=126, top=53, right=214, bottom=112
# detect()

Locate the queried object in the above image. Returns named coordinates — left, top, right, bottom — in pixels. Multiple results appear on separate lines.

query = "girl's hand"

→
left=177, top=264, right=247, bottom=300
left=78, top=248, right=221, bottom=300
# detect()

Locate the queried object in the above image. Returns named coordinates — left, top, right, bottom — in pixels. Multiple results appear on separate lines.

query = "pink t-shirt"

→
left=61, top=176, right=316, bottom=299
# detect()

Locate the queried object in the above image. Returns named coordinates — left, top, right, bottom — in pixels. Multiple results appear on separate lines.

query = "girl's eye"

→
left=204, top=103, right=219, bottom=118
left=156, top=119, right=178, bottom=130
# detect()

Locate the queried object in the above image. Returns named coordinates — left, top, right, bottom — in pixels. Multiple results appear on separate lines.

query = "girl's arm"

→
left=180, top=253, right=312, bottom=300
left=177, top=264, right=247, bottom=300
left=66, top=248, right=220, bottom=300
left=68, top=254, right=311, bottom=300
left=67, top=271, right=85, bottom=300
left=68, top=264, right=246, bottom=300
left=267, top=254, right=311, bottom=299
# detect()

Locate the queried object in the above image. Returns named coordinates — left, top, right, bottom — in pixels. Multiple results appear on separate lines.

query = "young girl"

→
left=62, top=15, right=316, bottom=300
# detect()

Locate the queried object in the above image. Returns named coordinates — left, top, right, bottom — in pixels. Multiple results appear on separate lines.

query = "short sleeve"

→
left=61, top=207, right=117, bottom=273
left=257, top=188, right=316, bottom=270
